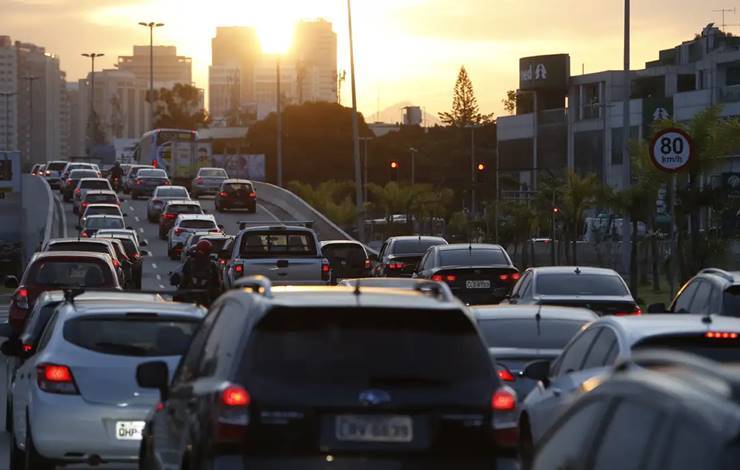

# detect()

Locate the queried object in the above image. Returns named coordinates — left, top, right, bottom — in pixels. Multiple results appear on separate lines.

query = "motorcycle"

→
left=110, top=176, right=122, bottom=192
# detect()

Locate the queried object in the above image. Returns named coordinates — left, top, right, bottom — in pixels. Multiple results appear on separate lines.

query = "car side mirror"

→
left=136, top=361, right=170, bottom=401
left=523, top=360, right=551, bottom=386
left=126, top=226, right=133, bottom=231
left=4, top=276, right=19, bottom=289
left=123, top=213, right=129, bottom=217
left=170, top=272, right=182, bottom=287
left=0, top=338, right=21, bottom=357
left=647, top=303, right=668, bottom=314
left=140, top=240, right=148, bottom=247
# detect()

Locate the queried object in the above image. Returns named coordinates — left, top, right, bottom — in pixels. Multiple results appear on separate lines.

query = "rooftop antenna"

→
left=574, top=267, right=582, bottom=275
left=713, top=8, right=739, bottom=31
left=535, top=304, right=542, bottom=337
left=702, top=313, right=713, bottom=324
left=354, top=278, right=361, bottom=297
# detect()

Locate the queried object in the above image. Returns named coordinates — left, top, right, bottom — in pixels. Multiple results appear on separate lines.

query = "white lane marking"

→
left=151, top=263, right=158, bottom=270
left=156, top=274, right=162, bottom=281
left=159, top=284, right=165, bottom=289
left=134, top=216, right=141, bottom=223
left=58, top=196, right=68, bottom=237
left=139, top=228, right=144, bottom=233
left=257, top=203, right=280, bottom=222
left=128, top=205, right=135, bottom=212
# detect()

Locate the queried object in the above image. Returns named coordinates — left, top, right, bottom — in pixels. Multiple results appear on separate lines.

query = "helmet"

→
left=113, top=161, right=120, bottom=167
left=195, top=239, right=213, bottom=256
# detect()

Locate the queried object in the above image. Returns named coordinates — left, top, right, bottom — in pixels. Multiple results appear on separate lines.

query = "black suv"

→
left=649, top=268, right=740, bottom=316
left=373, top=236, right=448, bottom=278
left=137, top=277, right=517, bottom=470
left=531, top=350, right=740, bottom=470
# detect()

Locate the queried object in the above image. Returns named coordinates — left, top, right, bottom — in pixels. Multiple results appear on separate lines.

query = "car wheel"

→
left=518, top=417, right=534, bottom=470
left=5, top=397, right=12, bottom=432
left=25, top=417, right=55, bottom=470
left=9, top=424, right=24, bottom=470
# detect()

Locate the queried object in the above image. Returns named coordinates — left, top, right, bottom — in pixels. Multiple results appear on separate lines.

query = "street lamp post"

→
left=82, top=53, right=104, bottom=154
left=139, top=21, right=165, bottom=130
left=0, top=92, right=16, bottom=151
left=276, top=55, right=283, bottom=187
left=21, top=75, right=39, bottom=165
left=409, top=147, right=418, bottom=186
left=359, top=137, right=372, bottom=202
left=347, top=0, right=365, bottom=241
left=621, top=0, right=632, bottom=285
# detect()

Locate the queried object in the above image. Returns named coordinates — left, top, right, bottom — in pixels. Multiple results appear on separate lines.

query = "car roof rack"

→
left=233, top=275, right=273, bottom=298
left=699, top=268, right=736, bottom=283
left=238, top=220, right=315, bottom=230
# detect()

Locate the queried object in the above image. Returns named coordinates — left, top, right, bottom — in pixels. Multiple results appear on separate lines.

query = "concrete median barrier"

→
left=21, top=174, right=60, bottom=264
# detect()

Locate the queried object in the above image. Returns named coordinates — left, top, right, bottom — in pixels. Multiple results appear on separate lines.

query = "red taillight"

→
left=491, top=388, right=516, bottom=411
left=432, top=274, right=456, bottom=283
left=195, top=177, right=204, bottom=184
left=174, top=228, right=184, bottom=236
left=388, top=262, right=405, bottom=270
left=75, top=188, right=81, bottom=194
left=81, top=202, right=89, bottom=209
left=163, top=213, right=176, bottom=220
left=132, top=253, right=141, bottom=260
left=432, top=274, right=443, bottom=282
left=37, top=363, right=79, bottom=395
left=321, top=259, right=331, bottom=281
left=445, top=274, right=457, bottom=282
left=152, top=160, right=158, bottom=168
left=499, top=274, right=510, bottom=281
left=80, top=231, right=89, bottom=238
left=136, top=179, right=143, bottom=185
left=497, top=368, right=515, bottom=382
left=615, top=306, right=642, bottom=316
left=249, top=191, right=256, bottom=198
left=364, top=258, right=372, bottom=270
left=219, top=191, right=228, bottom=198
left=15, top=288, right=29, bottom=310
left=234, top=264, right=244, bottom=274
left=222, top=386, right=251, bottom=407
left=22, top=344, right=32, bottom=353
left=511, top=273, right=521, bottom=281
left=706, top=331, right=740, bottom=339
left=112, top=259, right=121, bottom=268
left=219, top=259, right=226, bottom=265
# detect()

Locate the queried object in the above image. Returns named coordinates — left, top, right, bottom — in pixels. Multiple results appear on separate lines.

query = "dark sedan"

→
left=131, top=169, right=170, bottom=199
left=373, top=236, right=448, bottom=278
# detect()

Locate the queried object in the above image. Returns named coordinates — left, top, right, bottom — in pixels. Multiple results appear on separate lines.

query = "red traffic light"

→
left=390, top=161, right=399, bottom=169
left=553, top=207, right=560, bottom=214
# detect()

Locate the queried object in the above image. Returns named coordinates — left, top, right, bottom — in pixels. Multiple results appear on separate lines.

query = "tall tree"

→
left=153, top=83, right=210, bottom=129
left=502, top=90, right=517, bottom=115
left=438, top=66, right=493, bottom=127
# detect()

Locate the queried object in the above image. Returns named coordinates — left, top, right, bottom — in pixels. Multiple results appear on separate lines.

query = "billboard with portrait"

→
left=211, top=154, right=266, bottom=181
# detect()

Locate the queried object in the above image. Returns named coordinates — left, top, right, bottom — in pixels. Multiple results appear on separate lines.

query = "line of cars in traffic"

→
left=6, top=161, right=740, bottom=469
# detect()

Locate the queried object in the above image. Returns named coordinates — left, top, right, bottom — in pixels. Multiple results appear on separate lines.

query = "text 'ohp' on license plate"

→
left=465, top=280, right=491, bottom=289
left=335, top=415, right=413, bottom=443
left=115, top=421, right=145, bottom=440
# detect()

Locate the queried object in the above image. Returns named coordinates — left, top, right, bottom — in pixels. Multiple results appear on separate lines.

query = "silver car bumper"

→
left=30, top=391, right=151, bottom=462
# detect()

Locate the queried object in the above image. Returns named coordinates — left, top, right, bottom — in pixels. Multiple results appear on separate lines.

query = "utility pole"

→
left=81, top=53, right=104, bottom=154
left=0, top=92, right=16, bottom=151
left=21, top=75, right=39, bottom=166
left=360, top=137, right=372, bottom=202
left=621, top=0, right=632, bottom=284
left=347, top=0, right=365, bottom=240
left=276, top=55, right=283, bottom=186
left=467, top=125, right=478, bottom=217
left=139, top=21, right=164, bottom=130
left=409, top=147, right=418, bottom=185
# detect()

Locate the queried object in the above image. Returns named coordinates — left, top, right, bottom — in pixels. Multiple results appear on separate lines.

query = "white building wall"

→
left=0, top=41, right=17, bottom=151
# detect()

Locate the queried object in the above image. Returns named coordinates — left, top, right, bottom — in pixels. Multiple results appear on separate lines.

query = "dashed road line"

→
left=257, top=203, right=280, bottom=222
left=134, top=216, right=141, bottom=223
left=156, top=274, right=162, bottom=281
left=151, top=263, right=158, bottom=270
left=158, top=284, right=165, bottom=289
left=139, top=228, right=144, bottom=234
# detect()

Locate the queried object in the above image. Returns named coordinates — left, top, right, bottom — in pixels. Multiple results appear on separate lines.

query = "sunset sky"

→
left=2, top=0, right=735, bottom=119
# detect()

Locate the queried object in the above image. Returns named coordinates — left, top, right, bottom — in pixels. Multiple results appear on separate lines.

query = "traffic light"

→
left=474, top=161, right=488, bottom=184
left=390, top=160, right=400, bottom=182
left=553, top=207, right=560, bottom=214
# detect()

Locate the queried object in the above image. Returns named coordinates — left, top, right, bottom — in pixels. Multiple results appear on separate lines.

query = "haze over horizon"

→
left=3, top=0, right=737, bottom=119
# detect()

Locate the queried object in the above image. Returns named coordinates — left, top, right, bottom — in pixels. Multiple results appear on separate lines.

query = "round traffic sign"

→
left=649, top=128, right=693, bottom=173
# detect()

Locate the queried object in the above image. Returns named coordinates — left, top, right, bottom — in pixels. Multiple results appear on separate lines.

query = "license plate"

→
left=115, top=421, right=145, bottom=440
left=335, top=415, right=413, bottom=443
left=465, top=280, right=491, bottom=289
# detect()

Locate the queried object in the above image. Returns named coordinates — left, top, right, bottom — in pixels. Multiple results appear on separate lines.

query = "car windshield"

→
left=536, top=273, right=628, bottom=296
left=28, top=261, right=111, bottom=287
left=240, top=231, right=316, bottom=258
left=47, top=242, right=109, bottom=255
left=80, top=180, right=110, bottom=190
left=46, top=162, right=66, bottom=171
left=63, top=317, right=200, bottom=357
left=139, top=170, right=167, bottom=178
left=477, top=318, right=588, bottom=350
left=225, top=183, right=253, bottom=192
left=167, top=204, right=202, bottom=214
left=322, top=243, right=366, bottom=262
left=85, top=194, right=117, bottom=204
left=69, top=170, right=97, bottom=179
left=244, top=308, right=492, bottom=386
left=87, top=218, right=124, bottom=229
left=97, top=237, right=137, bottom=257
left=157, top=188, right=188, bottom=198
left=180, top=219, right=216, bottom=229
left=633, top=335, right=740, bottom=363
left=439, top=249, right=508, bottom=266
left=393, top=239, right=445, bottom=254
left=199, top=169, right=227, bottom=177
left=85, top=207, right=120, bottom=217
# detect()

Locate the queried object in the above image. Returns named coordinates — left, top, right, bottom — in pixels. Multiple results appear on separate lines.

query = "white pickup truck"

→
left=223, top=222, right=331, bottom=288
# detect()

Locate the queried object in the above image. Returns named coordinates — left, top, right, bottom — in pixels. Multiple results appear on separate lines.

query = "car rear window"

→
left=199, top=169, right=227, bottom=177
left=202, top=238, right=229, bottom=252
left=167, top=204, right=202, bottom=214
left=224, top=183, right=253, bottom=192
left=722, top=286, right=740, bottom=314
left=139, top=170, right=167, bottom=178
left=47, top=243, right=109, bottom=255
left=244, top=308, right=493, bottom=386
left=129, top=166, right=152, bottom=176
left=47, top=162, right=67, bottom=171
left=70, top=170, right=98, bottom=179
left=81, top=180, right=111, bottom=190
left=240, top=231, right=316, bottom=258
left=157, top=187, right=188, bottom=198
left=633, top=334, right=740, bottom=363
left=28, top=261, right=112, bottom=287
left=439, top=249, right=509, bottom=266
left=87, top=218, right=124, bottom=229
left=63, top=317, right=200, bottom=357
left=537, top=273, right=628, bottom=296
left=477, top=318, right=587, bottom=349
left=393, top=239, right=446, bottom=254
left=85, top=194, right=117, bottom=204
left=85, top=207, right=120, bottom=217
left=180, top=219, right=216, bottom=229
left=322, top=243, right=367, bottom=261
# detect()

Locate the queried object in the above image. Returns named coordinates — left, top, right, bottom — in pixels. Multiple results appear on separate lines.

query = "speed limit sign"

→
left=649, top=128, right=693, bottom=173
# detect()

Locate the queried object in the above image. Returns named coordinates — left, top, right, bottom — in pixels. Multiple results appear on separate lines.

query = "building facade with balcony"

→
left=497, top=24, right=740, bottom=196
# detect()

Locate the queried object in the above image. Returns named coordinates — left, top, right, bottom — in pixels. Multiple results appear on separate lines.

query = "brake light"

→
left=75, top=188, right=81, bottom=194
left=511, top=272, right=521, bottom=281
left=432, top=274, right=456, bottom=283
left=445, top=274, right=457, bottom=282
left=15, top=288, right=29, bottom=310
left=80, top=231, right=89, bottom=238
left=492, top=388, right=516, bottom=411
left=706, top=332, right=740, bottom=339
left=22, top=344, right=32, bottom=353
left=364, top=258, right=372, bottom=270
left=37, top=364, right=79, bottom=395
left=112, top=259, right=120, bottom=268
left=152, top=159, right=158, bottom=168
left=219, top=191, right=228, bottom=198
left=497, top=368, right=515, bottom=382
left=432, top=274, right=443, bottom=282
left=219, top=259, right=226, bottom=265
left=249, top=191, right=256, bottom=198
left=388, top=262, right=405, bottom=270
left=215, top=384, right=250, bottom=444
left=499, top=274, right=510, bottom=281
left=615, top=306, right=642, bottom=316
left=81, top=202, right=88, bottom=209
left=174, top=228, right=184, bottom=236
left=195, top=177, right=204, bottom=184
left=321, top=258, right=331, bottom=281
left=234, top=264, right=244, bottom=275
left=136, top=179, right=143, bottom=185
left=491, top=386, right=518, bottom=449
left=163, top=213, right=176, bottom=220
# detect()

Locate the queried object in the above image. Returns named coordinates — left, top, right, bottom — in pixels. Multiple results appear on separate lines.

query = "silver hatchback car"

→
left=6, top=293, right=205, bottom=469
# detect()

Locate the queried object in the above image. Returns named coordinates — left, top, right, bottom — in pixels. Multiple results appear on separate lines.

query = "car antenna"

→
left=535, top=304, right=542, bottom=337
left=574, top=267, right=581, bottom=275
left=354, top=279, right=361, bottom=297
left=702, top=313, right=713, bottom=325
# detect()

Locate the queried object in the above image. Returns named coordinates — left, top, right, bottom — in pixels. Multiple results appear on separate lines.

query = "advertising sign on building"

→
left=212, top=154, right=266, bottom=181
left=519, top=54, right=570, bottom=92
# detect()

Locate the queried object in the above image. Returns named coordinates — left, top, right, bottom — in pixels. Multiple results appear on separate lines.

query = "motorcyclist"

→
left=179, top=239, right=222, bottom=305
left=109, top=161, right=124, bottom=190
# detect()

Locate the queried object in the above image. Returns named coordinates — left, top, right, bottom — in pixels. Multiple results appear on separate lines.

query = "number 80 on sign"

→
left=649, top=128, right=693, bottom=173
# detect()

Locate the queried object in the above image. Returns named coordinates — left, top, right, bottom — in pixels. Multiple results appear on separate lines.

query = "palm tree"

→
left=560, top=172, right=601, bottom=265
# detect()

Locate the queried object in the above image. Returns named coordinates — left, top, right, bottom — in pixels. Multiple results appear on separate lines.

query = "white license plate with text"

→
left=465, top=280, right=491, bottom=289
left=115, top=421, right=145, bottom=440
left=335, top=415, right=413, bottom=443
